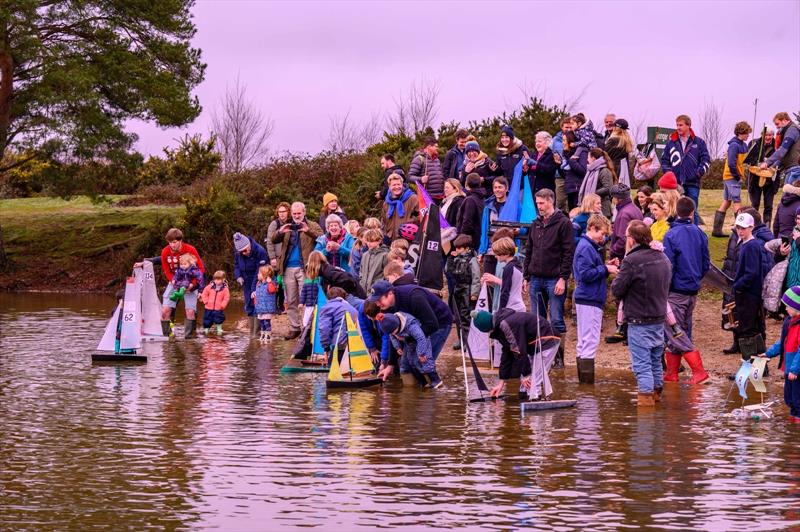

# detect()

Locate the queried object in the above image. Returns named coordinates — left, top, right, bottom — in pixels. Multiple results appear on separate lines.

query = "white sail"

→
left=467, top=283, right=491, bottom=361
left=338, top=346, right=351, bottom=376
left=139, top=262, right=164, bottom=338
left=119, top=276, right=142, bottom=350
left=97, top=301, right=122, bottom=352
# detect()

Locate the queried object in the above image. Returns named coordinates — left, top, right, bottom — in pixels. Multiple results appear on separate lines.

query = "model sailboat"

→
left=326, top=313, right=382, bottom=389
left=138, top=262, right=168, bottom=342
left=281, top=284, right=330, bottom=373
left=491, top=159, right=537, bottom=236
left=93, top=275, right=148, bottom=362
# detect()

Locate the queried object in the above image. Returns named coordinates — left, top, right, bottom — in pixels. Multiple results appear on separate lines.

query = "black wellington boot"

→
left=184, top=319, right=197, bottom=339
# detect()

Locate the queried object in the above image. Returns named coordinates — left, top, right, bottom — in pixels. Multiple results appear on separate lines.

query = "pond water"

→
left=1, top=293, right=799, bottom=530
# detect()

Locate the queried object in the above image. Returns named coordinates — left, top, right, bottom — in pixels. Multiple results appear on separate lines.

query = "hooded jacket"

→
left=660, top=129, right=711, bottom=187
left=200, top=281, right=230, bottom=311
left=233, top=235, right=269, bottom=292
left=456, top=187, right=487, bottom=250
left=171, top=265, right=205, bottom=291
left=318, top=297, right=358, bottom=353
left=723, top=137, right=748, bottom=181
left=573, top=235, right=609, bottom=309
left=523, top=209, right=575, bottom=281
left=663, top=218, right=711, bottom=295
left=320, top=262, right=367, bottom=299
left=611, top=244, right=672, bottom=324
left=610, top=197, right=644, bottom=260
left=773, top=193, right=800, bottom=238
left=408, top=150, right=445, bottom=199
left=271, top=218, right=323, bottom=274
left=359, top=244, right=389, bottom=294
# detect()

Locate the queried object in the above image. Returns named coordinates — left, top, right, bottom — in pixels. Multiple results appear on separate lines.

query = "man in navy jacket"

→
left=661, top=114, right=711, bottom=224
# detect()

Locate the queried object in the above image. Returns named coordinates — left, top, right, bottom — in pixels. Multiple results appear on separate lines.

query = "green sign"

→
left=637, top=126, right=676, bottom=158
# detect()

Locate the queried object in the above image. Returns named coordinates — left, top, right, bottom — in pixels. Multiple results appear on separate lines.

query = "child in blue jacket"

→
left=253, top=265, right=278, bottom=341
left=317, top=286, right=358, bottom=363
left=379, top=311, right=442, bottom=389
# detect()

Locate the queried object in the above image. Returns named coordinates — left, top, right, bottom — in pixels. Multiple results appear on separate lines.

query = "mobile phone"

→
left=782, top=235, right=791, bottom=246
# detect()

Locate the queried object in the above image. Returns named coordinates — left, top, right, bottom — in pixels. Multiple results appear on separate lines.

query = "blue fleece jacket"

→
left=733, top=237, right=774, bottom=296
left=663, top=218, right=710, bottom=295
left=572, top=236, right=609, bottom=308
left=660, top=129, right=711, bottom=187
left=233, top=236, right=269, bottom=292
left=314, top=232, right=355, bottom=272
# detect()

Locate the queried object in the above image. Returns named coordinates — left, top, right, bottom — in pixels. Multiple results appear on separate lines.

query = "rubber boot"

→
left=722, top=338, right=740, bottom=354
left=576, top=358, right=585, bottom=384
left=637, top=392, right=655, bottom=407
left=184, top=319, right=197, bottom=339
left=605, top=323, right=627, bottom=344
left=553, top=333, right=565, bottom=369
left=654, top=387, right=663, bottom=402
left=400, top=373, right=417, bottom=386
left=249, top=316, right=259, bottom=339
left=683, top=350, right=710, bottom=384
left=577, top=358, right=595, bottom=384
left=161, top=320, right=172, bottom=337
left=663, top=351, right=682, bottom=382
left=712, top=210, right=727, bottom=238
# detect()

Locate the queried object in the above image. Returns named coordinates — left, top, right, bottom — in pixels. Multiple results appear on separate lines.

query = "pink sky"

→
left=129, top=0, right=800, bottom=157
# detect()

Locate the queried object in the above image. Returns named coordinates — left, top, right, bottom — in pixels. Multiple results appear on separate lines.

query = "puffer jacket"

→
left=773, top=193, right=800, bottom=238
left=408, top=150, right=445, bottom=199
left=171, top=265, right=205, bottom=291
left=254, top=280, right=278, bottom=315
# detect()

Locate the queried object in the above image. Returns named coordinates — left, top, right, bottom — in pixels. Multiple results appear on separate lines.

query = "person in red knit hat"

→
left=658, top=171, right=683, bottom=225
left=658, top=171, right=678, bottom=191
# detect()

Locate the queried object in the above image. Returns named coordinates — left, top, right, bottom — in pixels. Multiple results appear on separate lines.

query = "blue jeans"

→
left=429, top=325, right=450, bottom=361
left=529, top=276, right=566, bottom=333
left=628, top=323, right=665, bottom=393
left=684, top=184, right=701, bottom=224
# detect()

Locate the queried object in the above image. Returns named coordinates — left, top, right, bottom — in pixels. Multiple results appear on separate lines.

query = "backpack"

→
left=762, top=256, right=786, bottom=313
left=448, top=252, right=474, bottom=284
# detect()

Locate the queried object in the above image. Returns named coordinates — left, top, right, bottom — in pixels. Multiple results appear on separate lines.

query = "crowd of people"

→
left=134, top=111, right=800, bottom=419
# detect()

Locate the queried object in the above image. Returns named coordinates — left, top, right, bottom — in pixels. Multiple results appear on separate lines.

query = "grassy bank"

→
left=0, top=189, right=755, bottom=292
left=0, top=196, right=180, bottom=291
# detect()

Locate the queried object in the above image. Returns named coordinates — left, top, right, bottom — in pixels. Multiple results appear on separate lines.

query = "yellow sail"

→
left=345, top=313, right=375, bottom=375
left=327, top=342, right=344, bottom=381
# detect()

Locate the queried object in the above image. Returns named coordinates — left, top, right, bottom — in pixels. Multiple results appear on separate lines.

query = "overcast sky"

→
left=129, top=0, right=800, bottom=157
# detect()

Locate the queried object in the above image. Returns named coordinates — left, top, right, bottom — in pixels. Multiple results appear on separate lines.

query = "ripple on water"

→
left=1, top=293, right=800, bottom=529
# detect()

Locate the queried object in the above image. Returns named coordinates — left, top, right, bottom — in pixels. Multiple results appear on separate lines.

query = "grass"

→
left=0, top=196, right=184, bottom=290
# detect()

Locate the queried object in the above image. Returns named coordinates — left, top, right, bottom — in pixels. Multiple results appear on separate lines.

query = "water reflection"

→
left=1, top=293, right=800, bottom=529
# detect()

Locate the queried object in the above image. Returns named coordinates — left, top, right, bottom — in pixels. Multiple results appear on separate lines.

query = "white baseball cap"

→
left=735, top=213, right=755, bottom=228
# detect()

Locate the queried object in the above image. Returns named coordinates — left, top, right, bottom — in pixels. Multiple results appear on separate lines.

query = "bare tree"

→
left=630, top=113, right=649, bottom=147
left=211, top=77, right=274, bottom=173
left=327, top=111, right=384, bottom=153
left=699, top=99, right=725, bottom=159
left=386, top=78, right=440, bottom=136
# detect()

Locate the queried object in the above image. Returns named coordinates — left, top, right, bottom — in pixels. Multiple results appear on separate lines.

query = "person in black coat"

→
left=459, top=137, right=498, bottom=188
left=746, top=129, right=778, bottom=226
left=456, top=173, right=487, bottom=250
left=528, top=132, right=558, bottom=193
left=772, top=191, right=800, bottom=238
